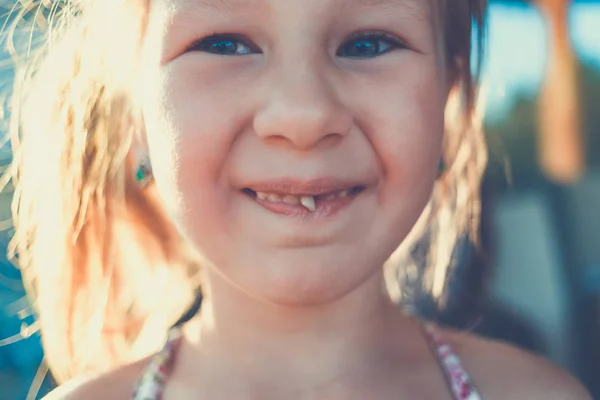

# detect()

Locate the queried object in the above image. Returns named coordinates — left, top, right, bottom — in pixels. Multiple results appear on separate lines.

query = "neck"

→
left=182, top=270, right=416, bottom=393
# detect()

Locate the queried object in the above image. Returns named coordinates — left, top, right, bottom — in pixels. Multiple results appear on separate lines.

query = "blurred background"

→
left=0, top=0, right=599, bottom=399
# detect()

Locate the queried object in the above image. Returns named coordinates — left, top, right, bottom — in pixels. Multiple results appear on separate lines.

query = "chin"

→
left=230, top=251, right=384, bottom=308
left=259, top=280, right=352, bottom=308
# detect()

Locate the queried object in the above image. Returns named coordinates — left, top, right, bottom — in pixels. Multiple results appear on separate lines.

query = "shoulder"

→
left=443, top=328, right=592, bottom=400
left=41, top=357, right=151, bottom=400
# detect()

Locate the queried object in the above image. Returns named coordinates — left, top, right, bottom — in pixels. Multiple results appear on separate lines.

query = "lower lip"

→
left=250, top=193, right=358, bottom=219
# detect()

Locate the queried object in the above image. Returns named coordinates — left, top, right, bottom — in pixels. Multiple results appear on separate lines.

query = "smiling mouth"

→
left=242, top=186, right=365, bottom=214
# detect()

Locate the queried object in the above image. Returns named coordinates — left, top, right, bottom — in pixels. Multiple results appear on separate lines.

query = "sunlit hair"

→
left=5, top=0, right=487, bottom=384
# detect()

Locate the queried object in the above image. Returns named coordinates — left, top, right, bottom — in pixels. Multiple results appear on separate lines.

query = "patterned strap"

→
left=422, top=323, right=483, bottom=400
left=131, top=328, right=183, bottom=400
left=132, top=322, right=483, bottom=400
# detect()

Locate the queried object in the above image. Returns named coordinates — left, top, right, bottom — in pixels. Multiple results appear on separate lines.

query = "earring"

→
left=135, top=157, right=153, bottom=187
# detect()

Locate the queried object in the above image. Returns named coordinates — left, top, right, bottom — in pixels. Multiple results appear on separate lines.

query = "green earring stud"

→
left=135, top=159, right=153, bottom=187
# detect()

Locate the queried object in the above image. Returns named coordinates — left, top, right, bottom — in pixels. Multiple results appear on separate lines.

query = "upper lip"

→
left=242, top=177, right=366, bottom=196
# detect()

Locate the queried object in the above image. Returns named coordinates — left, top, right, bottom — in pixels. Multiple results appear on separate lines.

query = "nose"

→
left=253, top=63, right=353, bottom=151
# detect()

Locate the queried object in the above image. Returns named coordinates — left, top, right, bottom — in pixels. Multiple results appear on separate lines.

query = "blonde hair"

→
left=5, top=0, right=487, bottom=384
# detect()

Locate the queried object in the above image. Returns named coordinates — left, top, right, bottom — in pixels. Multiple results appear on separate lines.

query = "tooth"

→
left=300, top=196, right=316, bottom=212
left=282, top=195, right=300, bottom=205
left=338, top=190, right=349, bottom=198
left=256, top=191, right=268, bottom=200
left=268, top=193, right=281, bottom=202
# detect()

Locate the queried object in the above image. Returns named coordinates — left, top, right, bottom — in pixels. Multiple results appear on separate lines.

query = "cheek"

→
left=357, top=62, right=445, bottom=190
left=142, top=64, right=237, bottom=225
left=353, top=60, right=445, bottom=249
left=383, top=95, right=444, bottom=185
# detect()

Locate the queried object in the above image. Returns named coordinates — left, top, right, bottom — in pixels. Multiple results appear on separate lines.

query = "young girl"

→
left=7, top=0, right=591, bottom=399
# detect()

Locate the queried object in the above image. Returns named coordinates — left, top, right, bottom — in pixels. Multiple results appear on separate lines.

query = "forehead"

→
left=162, top=0, right=431, bottom=19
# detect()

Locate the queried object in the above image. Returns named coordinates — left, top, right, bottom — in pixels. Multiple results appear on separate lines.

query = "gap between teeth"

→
left=255, top=190, right=350, bottom=211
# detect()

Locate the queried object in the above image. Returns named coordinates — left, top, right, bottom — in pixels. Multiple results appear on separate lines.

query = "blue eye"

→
left=338, top=33, right=404, bottom=58
left=192, top=35, right=256, bottom=55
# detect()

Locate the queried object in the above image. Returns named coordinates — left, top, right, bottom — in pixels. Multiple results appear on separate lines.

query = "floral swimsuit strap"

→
left=131, top=326, right=183, bottom=400
left=132, top=289, right=202, bottom=400
left=422, top=323, right=483, bottom=400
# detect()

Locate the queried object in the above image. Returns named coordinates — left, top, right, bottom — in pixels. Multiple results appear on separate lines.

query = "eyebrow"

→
left=339, top=0, right=429, bottom=20
left=169, top=0, right=262, bottom=13
left=340, top=0, right=423, bottom=7
left=169, top=0, right=427, bottom=16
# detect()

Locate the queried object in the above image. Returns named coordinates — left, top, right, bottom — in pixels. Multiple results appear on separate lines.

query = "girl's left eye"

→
left=190, top=34, right=258, bottom=55
left=337, top=32, right=405, bottom=58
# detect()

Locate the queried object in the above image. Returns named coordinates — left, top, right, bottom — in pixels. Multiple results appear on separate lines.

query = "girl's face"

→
left=142, top=0, right=448, bottom=305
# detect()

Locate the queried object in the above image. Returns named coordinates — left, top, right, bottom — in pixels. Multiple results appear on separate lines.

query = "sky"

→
left=483, top=3, right=600, bottom=121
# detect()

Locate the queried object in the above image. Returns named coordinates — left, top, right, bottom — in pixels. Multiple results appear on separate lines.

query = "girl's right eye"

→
left=188, top=34, right=259, bottom=55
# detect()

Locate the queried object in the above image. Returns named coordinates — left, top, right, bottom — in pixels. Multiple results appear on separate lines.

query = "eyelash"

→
left=187, top=31, right=407, bottom=57
left=187, top=33, right=259, bottom=55
left=339, top=31, right=407, bottom=56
